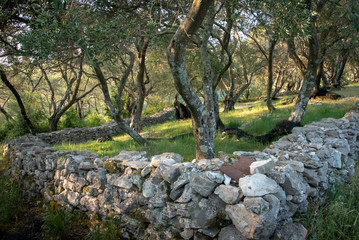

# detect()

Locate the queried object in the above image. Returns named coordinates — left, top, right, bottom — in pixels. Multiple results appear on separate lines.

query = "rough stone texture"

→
left=239, top=173, right=281, bottom=197
left=36, top=108, right=175, bottom=145
left=3, top=110, right=359, bottom=240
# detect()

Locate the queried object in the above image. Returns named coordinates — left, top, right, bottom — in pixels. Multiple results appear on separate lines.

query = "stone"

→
left=106, top=174, right=133, bottom=189
left=151, top=152, right=183, bottom=167
left=175, top=184, right=193, bottom=203
left=276, top=160, right=304, bottom=172
left=273, top=222, right=307, bottom=240
left=141, top=164, right=152, bottom=177
left=143, top=179, right=157, bottom=198
left=238, top=173, right=281, bottom=197
left=214, top=185, right=241, bottom=204
left=189, top=171, right=221, bottom=197
left=293, top=153, right=323, bottom=169
left=122, top=160, right=150, bottom=170
left=218, top=225, right=246, bottom=240
left=78, top=161, right=94, bottom=170
left=225, top=204, right=262, bottom=239
left=250, top=159, right=275, bottom=174
left=159, top=164, right=181, bottom=183
left=180, top=228, right=194, bottom=239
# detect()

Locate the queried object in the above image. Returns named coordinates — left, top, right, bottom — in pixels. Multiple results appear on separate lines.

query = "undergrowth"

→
left=300, top=165, right=359, bottom=240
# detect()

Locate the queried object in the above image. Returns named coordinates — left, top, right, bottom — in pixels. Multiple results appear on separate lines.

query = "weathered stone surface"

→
left=159, top=164, right=181, bottom=184
left=122, top=160, right=150, bottom=170
left=189, top=171, right=221, bottom=197
left=106, top=174, right=133, bottom=189
left=151, top=152, right=183, bottom=167
left=214, top=185, right=241, bottom=204
left=143, top=179, right=157, bottom=198
left=225, top=204, right=262, bottom=239
left=250, top=159, right=275, bottom=174
left=273, top=222, right=307, bottom=240
left=239, top=173, right=281, bottom=197
left=218, top=225, right=246, bottom=240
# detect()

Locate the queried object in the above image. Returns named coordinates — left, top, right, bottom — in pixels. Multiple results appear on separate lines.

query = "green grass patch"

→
left=301, top=165, right=359, bottom=240
left=54, top=86, right=358, bottom=160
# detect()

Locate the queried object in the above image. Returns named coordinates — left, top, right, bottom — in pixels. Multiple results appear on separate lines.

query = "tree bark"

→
left=0, top=69, right=36, bottom=135
left=130, top=37, right=149, bottom=132
left=288, top=0, right=324, bottom=123
left=92, top=53, right=148, bottom=146
left=0, top=105, right=12, bottom=121
left=331, top=50, right=348, bottom=89
left=167, top=0, right=215, bottom=159
left=266, top=38, right=277, bottom=112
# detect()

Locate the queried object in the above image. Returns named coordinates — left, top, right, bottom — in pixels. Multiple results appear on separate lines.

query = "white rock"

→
left=250, top=159, right=275, bottom=174
left=239, top=173, right=281, bottom=197
left=214, top=185, right=241, bottom=204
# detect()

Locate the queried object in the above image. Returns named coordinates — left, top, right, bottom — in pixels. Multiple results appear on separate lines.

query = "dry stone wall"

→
left=36, top=108, right=175, bottom=145
left=3, top=110, right=359, bottom=240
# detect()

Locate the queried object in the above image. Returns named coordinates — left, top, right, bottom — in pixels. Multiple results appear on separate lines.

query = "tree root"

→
left=222, top=120, right=302, bottom=144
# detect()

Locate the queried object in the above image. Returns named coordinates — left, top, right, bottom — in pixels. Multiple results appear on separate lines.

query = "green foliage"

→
left=302, top=165, right=359, bottom=240
left=42, top=202, right=74, bottom=240
left=58, top=107, right=85, bottom=129
left=84, top=112, right=111, bottom=128
left=143, top=97, right=172, bottom=117
left=86, top=217, right=123, bottom=240
left=0, top=176, right=23, bottom=230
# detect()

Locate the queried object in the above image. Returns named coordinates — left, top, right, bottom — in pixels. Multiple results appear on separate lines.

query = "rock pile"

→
left=36, top=108, right=175, bottom=145
left=3, top=110, right=359, bottom=240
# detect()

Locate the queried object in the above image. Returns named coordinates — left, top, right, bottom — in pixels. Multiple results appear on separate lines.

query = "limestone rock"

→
left=250, top=159, right=275, bottom=174
left=238, top=173, right=281, bottom=197
left=189, top=171, right=221, bottom=197
left=218, top=225, right=246, bottom=240
left=214, top=185, right=241, bottom=204
left=273, top=222, right=307, bottom=240
left=159, top=163, right=181, bottom=184
left=225, top=204, right=262, bottom=239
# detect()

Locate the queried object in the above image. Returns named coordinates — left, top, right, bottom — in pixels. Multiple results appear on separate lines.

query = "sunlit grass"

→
left=54, top=86, right=358, bottom=161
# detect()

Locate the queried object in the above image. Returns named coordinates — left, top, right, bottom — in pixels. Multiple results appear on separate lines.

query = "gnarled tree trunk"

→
left=288, top=0, right=326, bottom=123
left=0, top=69, right=36, bottom=135
left=130, top=37, right=149, bottom=132
left=266, top=38, right=277, bottom=112
left=92, top=52, right=148, bottom=146
left=167, top=0, right=216, bottom=159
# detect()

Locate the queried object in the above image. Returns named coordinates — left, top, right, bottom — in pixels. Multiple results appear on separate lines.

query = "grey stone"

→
left=273, top=222, right=307, bottom=240
left=159, top=163, right=181, bottom=183
left=143, top=179, right=156, bottom=198
left=180, top=228, right=194, bottom=239
left=141, top=164, right=152, bottom=177
left=106, top=174, right=133, bottom=189
left=189, top=171, right=221, bottom=197
left=293, top=153, right=323, bottom=169
left=122, top=160, right=150, bottom=170
left=225, top=204, right=262, bottom=239
left=214, top=185, right=241, bottom=204
left=218, top=225, right=246, bottom=240
left=238, top=173, right=281, bottom=197
left=175, top=184, right=193, bottom=203
left=250, top=159, right=275, bottom=174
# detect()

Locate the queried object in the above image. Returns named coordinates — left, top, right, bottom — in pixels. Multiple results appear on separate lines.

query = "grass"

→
left=300, top=165, right=359, bottom=240
left=54, top=85, right=359, bottom=161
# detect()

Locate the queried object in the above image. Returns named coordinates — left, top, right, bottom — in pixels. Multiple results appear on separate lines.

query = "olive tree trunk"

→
left=288, top=0, right=326, bottom=123
left=167, top=0, right=215, bottom=159
left=130, top=37, right=149, bottom=132
left=0, top=69, right=36, bottom=135
left=92, top=52, right=148, bottom=146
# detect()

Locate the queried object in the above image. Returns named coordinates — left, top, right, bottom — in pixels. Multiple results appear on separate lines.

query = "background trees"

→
left=0, top=0, right=357, bottom=158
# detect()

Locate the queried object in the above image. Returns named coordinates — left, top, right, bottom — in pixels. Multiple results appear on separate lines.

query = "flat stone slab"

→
left=220, top=157, right=254, bottom=182
left=239, top=173, right=281, bottom=197
left=122, top=160, right=150, bottom=170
